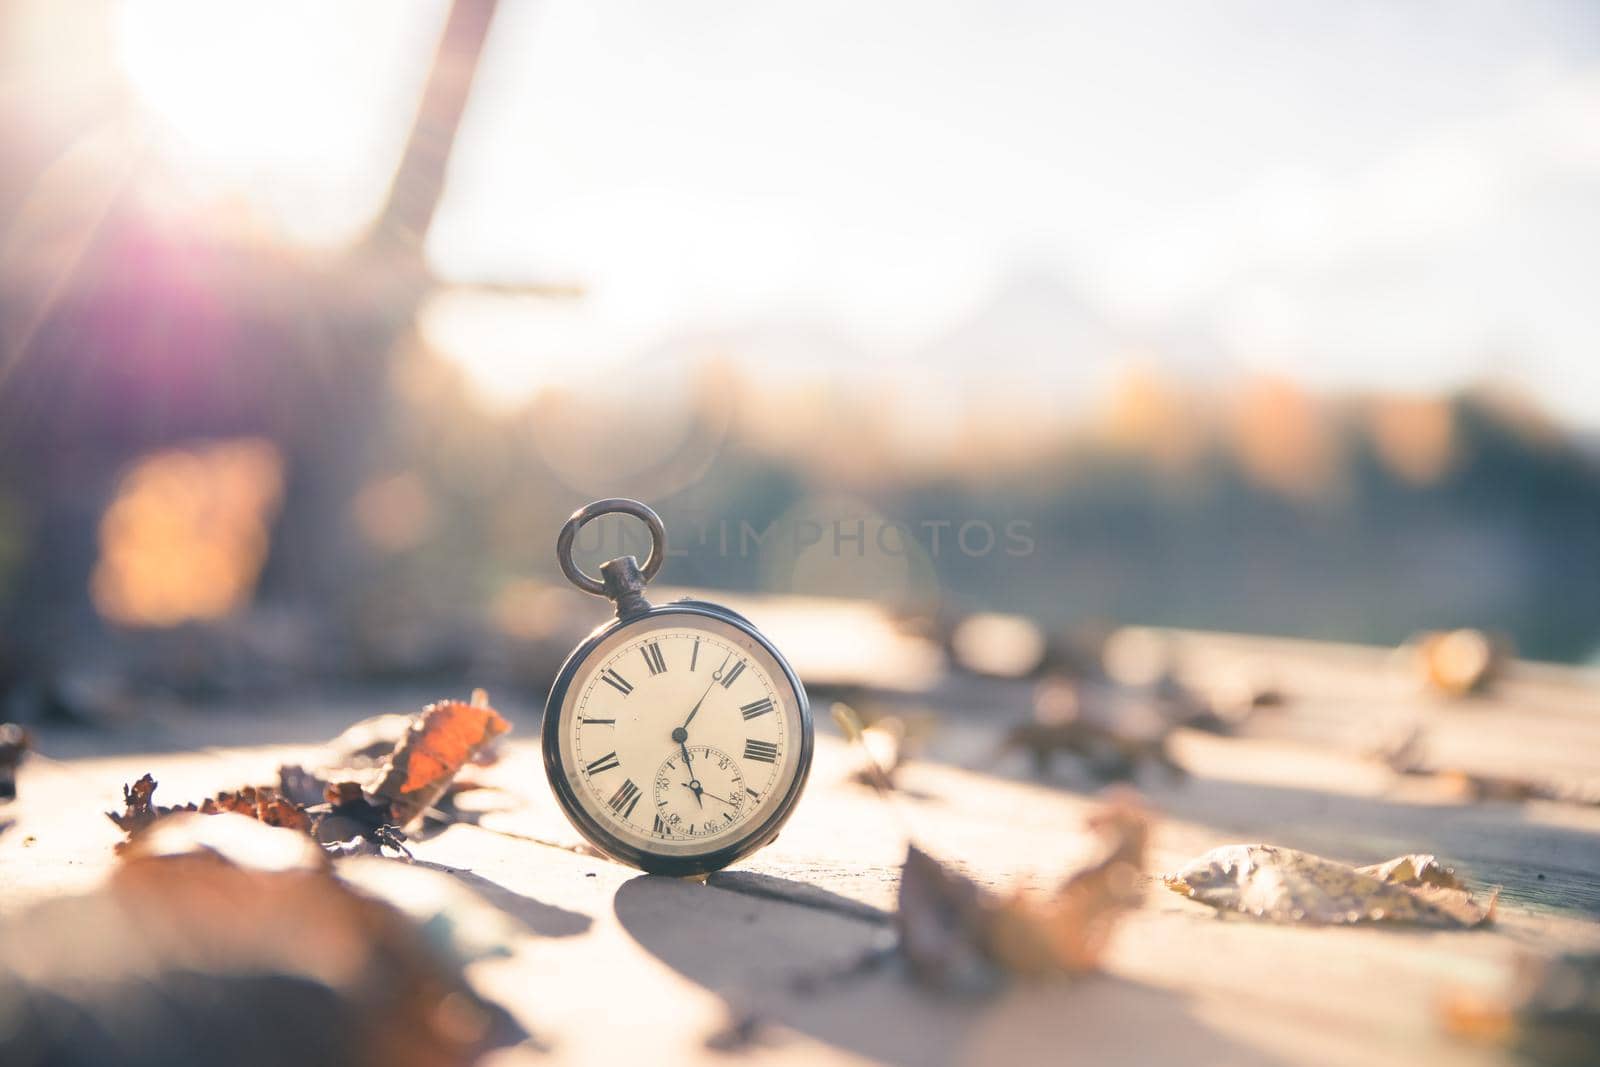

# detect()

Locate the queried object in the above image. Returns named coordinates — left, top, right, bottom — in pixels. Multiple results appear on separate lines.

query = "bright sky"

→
left=116, top=0, right=1600, bottom=424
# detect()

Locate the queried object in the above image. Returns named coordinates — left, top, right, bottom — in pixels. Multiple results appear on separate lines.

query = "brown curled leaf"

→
left=985, top=796, right=1147, bottom=978
left=703, top=1012, right=778, bottom=1053
left=1357, top=852, right=1465, bottom=890
left=1377, top=726, right=1600, bottom=807
left=276, top=763, right=331, bottom=808
left=1001, top=678, right=1183, bottom=783
left=1442, top=951, right=1600, bottom=1066
left=107, top=772, right=166, bottom=833
left=895, top=796, right=1148, bottom=992
left=372, top=690, right=509, bottom=829
left=201, top=786, right=310, bottom=832
left=0, top=722, right=29, bottom=802
left=327, top=713, right=418, bottom=764
left=1163, top=844, right=1495, bottom=927
left=107, top=774, right=311, bottom=849
left=107, top=692, right=507, bottom=860
left=312, top=781, right=411, bottom=858
left=896, top=845, right=998, bottom=992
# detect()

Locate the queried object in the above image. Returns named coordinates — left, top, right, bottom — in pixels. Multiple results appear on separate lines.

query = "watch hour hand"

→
left=681, top=770, right=705, bottom=808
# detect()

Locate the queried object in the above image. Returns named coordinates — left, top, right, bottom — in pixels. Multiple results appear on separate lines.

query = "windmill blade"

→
left=371, top=0, right=500, bottom=257
left=435, top=279, right=586, bottom=299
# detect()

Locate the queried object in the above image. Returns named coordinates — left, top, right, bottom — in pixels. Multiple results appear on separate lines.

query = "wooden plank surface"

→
left=3, top=626, right=1598, bottom=1066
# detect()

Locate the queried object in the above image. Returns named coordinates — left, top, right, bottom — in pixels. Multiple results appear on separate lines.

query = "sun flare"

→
left=113, top=0, right=446, bottom=244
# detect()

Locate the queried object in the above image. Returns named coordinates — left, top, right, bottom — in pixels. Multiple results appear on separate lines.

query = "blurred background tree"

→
left=2, top=0, right=1598, bottom=721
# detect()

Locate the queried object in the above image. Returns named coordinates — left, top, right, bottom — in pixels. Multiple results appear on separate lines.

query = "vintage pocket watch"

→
left=543, top=499, right=813, bottom=876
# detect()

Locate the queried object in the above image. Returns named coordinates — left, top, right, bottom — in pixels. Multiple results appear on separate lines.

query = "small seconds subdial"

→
left=654, top=744, right=748, bottom=838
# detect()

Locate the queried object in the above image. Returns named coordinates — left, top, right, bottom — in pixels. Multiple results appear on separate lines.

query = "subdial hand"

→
left=682, top=781, right=736, bottom=807
left=679, top=746, right=705, bottom=809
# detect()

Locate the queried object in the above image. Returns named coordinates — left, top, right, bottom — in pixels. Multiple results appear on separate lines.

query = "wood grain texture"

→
left=3, top=629, right=1597, bottom=1065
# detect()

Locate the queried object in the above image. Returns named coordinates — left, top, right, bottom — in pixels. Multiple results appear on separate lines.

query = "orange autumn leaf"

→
left=373, top=689, right=509, bottom=829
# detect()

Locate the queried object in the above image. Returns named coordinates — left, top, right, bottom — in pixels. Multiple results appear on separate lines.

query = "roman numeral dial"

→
left=586, top=751, right=621, bottom=774
left=607, top=779, right=642, bottom=819
left=568, top=626, right=795, bottom=849
left=718, top=658, right=747, bottom=689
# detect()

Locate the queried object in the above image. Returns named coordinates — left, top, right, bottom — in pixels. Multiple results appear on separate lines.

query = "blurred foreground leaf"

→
left=895, top=795, right=1147, bottom=992
left=0, top=814, right=520, bottom=1067
left=1443, top=952, right=1600, bottom=1066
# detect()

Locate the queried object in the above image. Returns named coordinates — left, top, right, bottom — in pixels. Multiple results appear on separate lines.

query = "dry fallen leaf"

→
left=703, top=1011, right=779, bottom=1053
left=106, top=772, right=161, bottom=833
left=985, top=799, right=1147, bottom=977
left=313, top=780, right=413, bottom=858
left=209, top=785, right=311, bottom=831
left=372, top=689, right=510, bottom=830
left=0, top=722, right=29, bottom=802
left=107, top=774, right=309, bottom=844
left=1442, top=951, right=1600, bottom=1066
left=277, top=762, right=332, bottom=807
left=896, top=845, right=998, bottom=992
left=1001, top=677, right=1183, bottom=782
left=1377, top=726, right=1600, bottom=807
left=895, top=796, right=1148, bottom=992
left=1358, top=852, right=1466, bottom=890
left=1163, top=844, right=1495, bottom=927
left=1, top=813, right=519, bottom=1067
left=109, top=692, right=511, bottom=858
left=325, top=712, right=422, bottom=766
left=1174, top=670, right=1286, bottom=734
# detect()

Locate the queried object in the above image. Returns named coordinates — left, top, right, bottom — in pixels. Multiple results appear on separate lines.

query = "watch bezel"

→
left=542, top=599, right=813, bottom=877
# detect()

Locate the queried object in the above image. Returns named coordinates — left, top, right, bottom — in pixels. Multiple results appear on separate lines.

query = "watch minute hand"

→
left=680, top=677, right=717, bottom=730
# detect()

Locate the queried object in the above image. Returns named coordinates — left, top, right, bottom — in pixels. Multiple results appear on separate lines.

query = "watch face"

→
left=546, top=606, right=810, bottom=872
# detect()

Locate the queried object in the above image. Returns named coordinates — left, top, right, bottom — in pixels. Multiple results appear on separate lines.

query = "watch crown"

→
left=599, top=556, right=651, bottom=619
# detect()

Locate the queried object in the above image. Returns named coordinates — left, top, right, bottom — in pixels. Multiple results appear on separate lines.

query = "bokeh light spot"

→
left=92, top=438, right=284, bottom=627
